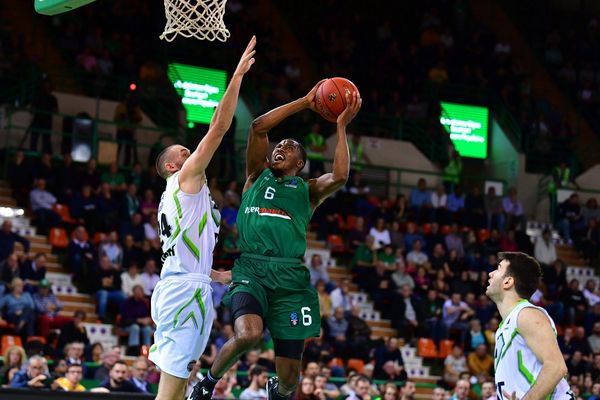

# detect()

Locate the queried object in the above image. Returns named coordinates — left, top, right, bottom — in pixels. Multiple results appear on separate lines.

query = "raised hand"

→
left=305, top=79, right=327, bottom=112
left=234, top=35, right=257, bottom=76
left=337, top=91, right=362, bottom=126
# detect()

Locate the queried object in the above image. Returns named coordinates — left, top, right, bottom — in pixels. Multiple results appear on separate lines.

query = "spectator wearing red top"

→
left=120, top=285, right=153, bottom=354
left=499, top=230, right=518, bottom=252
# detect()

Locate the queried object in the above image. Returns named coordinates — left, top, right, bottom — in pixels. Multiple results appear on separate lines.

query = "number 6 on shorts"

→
left=301, top=307, right=312, bottom=326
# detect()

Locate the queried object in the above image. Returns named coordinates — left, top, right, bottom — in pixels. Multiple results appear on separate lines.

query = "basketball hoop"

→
left=161, top=0, right=230, bottom=42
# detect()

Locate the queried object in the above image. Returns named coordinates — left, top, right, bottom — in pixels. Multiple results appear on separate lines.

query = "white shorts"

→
left=149, top=273, right=214, bottom=379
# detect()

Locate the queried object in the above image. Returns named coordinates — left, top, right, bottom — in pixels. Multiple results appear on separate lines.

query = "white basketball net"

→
left=161, top=0, right=230, bottom=42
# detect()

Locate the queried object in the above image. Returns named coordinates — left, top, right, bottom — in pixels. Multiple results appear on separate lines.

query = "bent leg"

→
left=155, top=370, right=187, bottom=400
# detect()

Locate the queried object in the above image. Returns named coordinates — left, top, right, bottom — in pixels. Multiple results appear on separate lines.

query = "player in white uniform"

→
left=149, top=36, right=256, bottom=400
left=486, top=252, right=572, bottom=400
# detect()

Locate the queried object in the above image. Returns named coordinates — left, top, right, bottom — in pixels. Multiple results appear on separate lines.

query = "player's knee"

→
left=278, top=379, right=298, bottom=395
left=235, top=327, right=262, bottom=349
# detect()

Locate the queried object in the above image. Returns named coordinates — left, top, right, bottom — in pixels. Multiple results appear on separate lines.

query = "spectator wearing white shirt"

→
left=330, top=278, right=353, bottom=312
left=140, top=259, right=159, bottom=296
left=29, top=178, right=61, bottom=235
left=406, top=239, right=429, bottom=267
left=308, top=254, right=331, bottom=288
left=431, top=184, right=448, bottom=224
left=534, top=228, right=557, bottom=266
left=120, top=263, right=144, bottom=297
left=584, top=279, right=600, bottom=307
left=99, top=231, right=123, bottom=269
left=369, top=218, right=391, bottom=250
left=143, top=212, right=160, bottom=244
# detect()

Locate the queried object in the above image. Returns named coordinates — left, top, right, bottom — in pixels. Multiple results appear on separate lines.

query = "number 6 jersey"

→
left=237, top=168, right=312, bottom=259
left=157, top=172, right=221, bottom=278
left=494, top=300, right=572, bottom=400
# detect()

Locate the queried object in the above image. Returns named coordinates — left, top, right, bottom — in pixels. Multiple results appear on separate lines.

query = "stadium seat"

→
left=329, top=357, right=344, bottom=368
left=417, top=338, right=438, bottom=358
left=1, top=335, right=23, bottom=355
left=49, top=227, right=69, bottom=249
left=52, top=204, right=77, bottom=224
left=328, top=234, right=345, bottom=252
left=346, top=215, right=357, bottom=231
left=27, top=336, right=47, bottom=345
left=347, top=358, right=365, bottom=374
left=477, top=229, right=490, bottom=243
left=441, top=225, right=451, bottom=235
left=438, top=339, right=454, bottom=358
left=94, top=232, right=106, bottom=245
left=114, top=315, right=129, bottom=338
left=421, top=223, right=432, bottom=235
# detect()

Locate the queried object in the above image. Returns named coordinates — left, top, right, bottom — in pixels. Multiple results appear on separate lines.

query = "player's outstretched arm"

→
left=245, top=80, right=326, bottom=187
left=179, top=36, right=256, bottom=193
left=309, top=91, right=362, bottom=207
left=505, top=308, right=568, bottom=400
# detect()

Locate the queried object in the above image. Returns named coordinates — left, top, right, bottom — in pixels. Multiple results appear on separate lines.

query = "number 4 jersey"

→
left=494, top=300, right=572, bottom=400
left=157, top=172, right=220, bottom=278
left=237, top=168, right=313, bottom=259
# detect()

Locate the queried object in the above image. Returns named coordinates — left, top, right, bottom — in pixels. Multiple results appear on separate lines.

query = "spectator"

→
left=221, top=224, right=241, bottom=260
left=220, top=195, right=239, bottom=231
left=584, top=280, right=600, bottom=307
left=330, top=278, right=353, bottom=312
left=499, top=229, right=518, bottom=252
left=534, top=228, right=557, bottom=266
left=579, top=218, right=600, bottom=265
left=374, top=338, right=405, bottom=380
left=223, top=180, right=241, bottom=208
left=445, top=224, right=464, bottom=258
left=64, top=342, right=86, bottom=370
left=315, top=374, right=340, bottom=400
left=432, top=387, right=447, bottom=400
left=66, top=226, right=94, bottom=286
left=327, top=307, right=348, bottom=355
left=369, top=218, right=391, bottom=250
left=442, top=292, right=474, bottom=344
left=0, top=253, right=21, bottom=297
left=69, top=184, right=99, bottom=232
left=431, top=185, right=448, bottom=224
left=346, top=306, right=372, bottom=361
left=122, top=183, right=140, bottom=220
left=467, top=344, right=493, bottom=381
left=348, top=134, right=371, bottom=177
left=588, top=322, right=600, bottom=353
left=351, top=235, right=376, bottom=281
left=345, top=375, right=370, bottom=400
left=368, top=262, right=397, bottom=318
left=54, top=363, right=85, bottom=392
left=393, top=285, right=423, bottom=341
left=381, top=383, right=399, bottom=400
left=130, top=358, right=152, bottom=393
left=57, top=311, right=90, bottom=353
left=399, top=380, right=416, bottom=400
left=140, top=259, right=159, bottom=296
left=96, top=183, right=120, bottom=231
left=10, top=355, right=52, bottom=389
left=405, top=222, right=427, bottom=251
left=391, top=263, right=415, bottom=290
left=102, top=162, right=127, bottom=192
left=572, top=326, right=592, bottom=356
left=0, top=345, right=27, bottom=385
left=389, top=221, right=405, bottom=252
left=409, top=178, right=433, bottom=222
left=464, top=319, right=487, bottom=352
left=96, top=360, right=142, bottom=393
left=450, top=379, right=470, bottom=400
left=55, top=153, right=81, bottom=202
left=211, top=369, right=237, bottom=399
left=503, top=187, right=525, bottom=230
left=557, top=194, right=585, bottom=243
left=582, top=198, right=600, bottom=225
left=309, top=254, right=330, bottom=287
left=444, top=346, right=468, bottom=385
left=567, top=350, right=587, bottom=377
left=121, top=262, right=144, bottom=297
left=406, top=239, right=429, bottom=268
left=34, top=278, right=72, bottom=337
left=99, top=231, right=123, bottom=269
left=95, top=255, right=126, bottom=321
left=81, top=159, right=101, bottom=191
left=317, top=280, right=332, bottom=318
left=7, top=150, right=34, bottom=207
left=20, top=252, right=47, bottom=293
left=347, top=217, right=368, bottom=249
left=304, top=123, right=327, bottom=178
left=239, top=365, right=268, bottom=399
left=0, top=277, right=35, bottom=338
left=447, top=186, right=466, bottom=222
left=465, top=186, right=486, bottom=229
left=93, top=350, right=120, bottom=382
left=29, top=80, right=58, bottom=154
left=29, top=178, right=61, bottom=234
left=0, top=220, right=30, bottom=263
left=481, top=381, right=497, bottom=400
left=563, top=279, right=586, bottom=325
left=120, top=285, right=153, bottom=354
left=484, top=187, right=505, bottom=231
left=140, top=189, right=158, bottom=217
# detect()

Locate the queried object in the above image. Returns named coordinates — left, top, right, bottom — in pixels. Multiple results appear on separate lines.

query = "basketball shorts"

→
left=149, top=273, right=214, bottom=379
left=222, top=253, right=320, bottom=340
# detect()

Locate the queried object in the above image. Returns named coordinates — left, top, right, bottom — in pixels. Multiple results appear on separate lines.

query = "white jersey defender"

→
left=494, top=300, right=573, bottom=400
left=149, top=172, right=221, bottom=378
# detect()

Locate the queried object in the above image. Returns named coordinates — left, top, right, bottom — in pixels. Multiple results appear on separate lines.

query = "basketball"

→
left=314, top=77, right=360, bottom=122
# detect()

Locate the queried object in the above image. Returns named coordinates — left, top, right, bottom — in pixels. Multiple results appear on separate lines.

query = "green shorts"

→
left=222, top=253, right=321, bottom=340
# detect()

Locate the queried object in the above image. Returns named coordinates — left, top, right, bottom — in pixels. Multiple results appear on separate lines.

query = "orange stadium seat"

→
left=346, top=215, right=357, bottom=231
left=421, top=223, right=432, bottom=235
left=49, top=228, right=69, bottom=249
left=27, top=336, right=47, bottom=345
left=418, top=338, right=438, bottom=358
left=441, top=225, right=451, bottom=235
left=328, top=234, right=345, bottom=252
left=1, top=335, right=23, bottom=355
left=438, top=339, right=454, bottom=358
left=477, top=228, right=490, bottom=243
left=52, top=204, right=77, bottom=224
left=347, top=358, right=365, bottom=374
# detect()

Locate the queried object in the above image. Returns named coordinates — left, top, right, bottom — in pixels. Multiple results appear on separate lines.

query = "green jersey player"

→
left=189, top=83, right=361, bottom=400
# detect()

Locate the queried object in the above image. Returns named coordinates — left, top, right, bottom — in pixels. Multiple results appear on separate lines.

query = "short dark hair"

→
left=155, top=145, right=177, bottom=179
left=67, top=363, right=83, bottom=372
left=499, top=251, right=542, bottom=299
left=111, top=360, right=127, bottom=371
left=249, top=365, right=267, bottom=378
